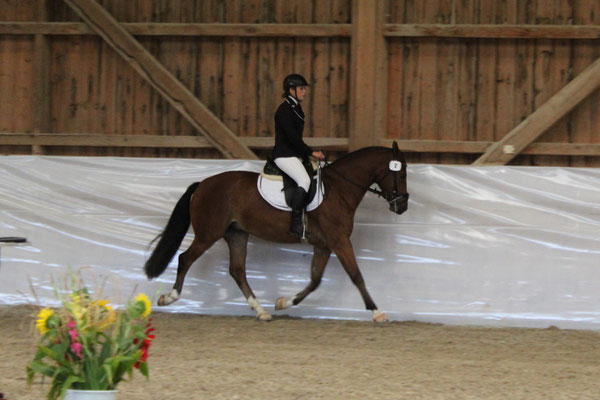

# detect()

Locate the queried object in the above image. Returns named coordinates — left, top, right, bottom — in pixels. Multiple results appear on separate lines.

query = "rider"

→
left=272, top=73, right=325, bottom=236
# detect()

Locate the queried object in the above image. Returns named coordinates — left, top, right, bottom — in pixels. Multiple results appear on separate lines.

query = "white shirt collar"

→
left=286, top=95, right=299, bottom=106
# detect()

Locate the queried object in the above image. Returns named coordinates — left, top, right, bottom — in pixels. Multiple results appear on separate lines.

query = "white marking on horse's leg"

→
left=157, top=289, right=180, bottom=306
left=248, top=296, right=272, bottom=321
left=372, top=309, right=389, bottom=323
left=275, top=296, right=295, bottom=310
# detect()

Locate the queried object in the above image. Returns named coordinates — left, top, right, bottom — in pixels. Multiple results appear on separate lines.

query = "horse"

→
left=144, top=143, right=409, bottom=322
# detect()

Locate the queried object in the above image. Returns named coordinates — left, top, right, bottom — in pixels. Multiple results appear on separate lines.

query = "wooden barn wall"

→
left=387, top=0, right=600, bottom=167
left=0, top=0, right=351, bottom=159
left=0, top=0, right=599, bottom=166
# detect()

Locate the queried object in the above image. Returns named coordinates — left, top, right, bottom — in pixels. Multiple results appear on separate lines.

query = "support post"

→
left=349, top=0, right=388, bottom=151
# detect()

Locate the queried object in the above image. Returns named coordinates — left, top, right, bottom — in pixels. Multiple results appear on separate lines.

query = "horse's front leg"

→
left=224, top=226, right=271, bottom=321
left=275, top=246, right=331, bottom=310
left=332, top=238, right=389, bottom=323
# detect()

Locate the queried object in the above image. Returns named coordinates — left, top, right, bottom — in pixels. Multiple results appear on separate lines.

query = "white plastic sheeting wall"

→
left=1, top=156, right=599, bottom=330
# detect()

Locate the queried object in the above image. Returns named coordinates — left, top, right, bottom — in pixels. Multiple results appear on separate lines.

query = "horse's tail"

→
left=144, top=182, right=200, bottom=279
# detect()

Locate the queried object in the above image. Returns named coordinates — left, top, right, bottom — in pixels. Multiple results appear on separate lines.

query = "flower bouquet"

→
left=27, top=276, right=155, bottom=400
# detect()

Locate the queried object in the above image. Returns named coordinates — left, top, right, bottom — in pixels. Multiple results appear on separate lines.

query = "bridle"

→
left=322, top=142, right=409, bottom=208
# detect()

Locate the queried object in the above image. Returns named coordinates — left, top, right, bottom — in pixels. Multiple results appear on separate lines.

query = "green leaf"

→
left=59, top=375, right=85, bottom=399
left=84, top=354, right=100, bottom=390
left=26, top=360, right=56, bottom=379
left=139, top=361, right=149, bottom=378
left=102, top=363, right=113, bottom=386
left=38, top=345, right=61, bottom=363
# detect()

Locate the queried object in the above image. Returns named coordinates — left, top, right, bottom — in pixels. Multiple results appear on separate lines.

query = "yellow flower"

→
left=135, top=293, right=151, bottom=318
left=68, top=293, right=85, bottom=323
left=94, top=300, right=117, bottom=330
left=70, top=303, right=84, bottom=323
left=36, top=308, right=54, bottom=334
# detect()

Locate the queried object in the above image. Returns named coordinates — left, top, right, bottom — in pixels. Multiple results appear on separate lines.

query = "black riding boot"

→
left=290, top=187, right=308, bottom=236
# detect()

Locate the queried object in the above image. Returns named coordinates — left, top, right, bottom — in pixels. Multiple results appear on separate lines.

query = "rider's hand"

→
left=311, top=151, right=325, bottom=160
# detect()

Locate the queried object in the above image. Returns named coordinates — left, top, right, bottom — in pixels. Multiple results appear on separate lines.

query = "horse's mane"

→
left=327, top=146, right=389, bottom=168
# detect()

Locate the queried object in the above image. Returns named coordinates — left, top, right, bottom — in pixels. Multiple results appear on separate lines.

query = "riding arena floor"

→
left=2, top=305, right=599, bottom=399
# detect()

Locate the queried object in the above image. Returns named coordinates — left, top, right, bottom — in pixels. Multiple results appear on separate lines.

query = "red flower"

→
left=134, top=321, right=155, bottom=369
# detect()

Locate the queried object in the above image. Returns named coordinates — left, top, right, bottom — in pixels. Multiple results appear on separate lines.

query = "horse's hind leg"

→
left=224, top=225, right=272, bottom=321
left=157, top=238, right=213, bottom=306
left=275, top=246, right=331, bottom=310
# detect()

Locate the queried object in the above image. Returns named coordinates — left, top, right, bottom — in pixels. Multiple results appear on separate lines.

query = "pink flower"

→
left=67, top=319, right=82, bottom=358
left=67, top=321, right=78, bottom=342
left=70, top=342, right=83, bottom=359
left=68, top=328, right=78, bottom=341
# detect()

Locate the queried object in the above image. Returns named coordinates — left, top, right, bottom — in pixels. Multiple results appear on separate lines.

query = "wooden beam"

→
left=4, top=134, right=599, bottom=157
left=349, top=0, right=387, bottom=151
left=62, top=0, right=257, bottom=160
left=384, top=24, right=600, bottom=39
left=0, top=134, right=348, bottom=150
left=381, top=139, right=600, bottom=156
left=0, top=22, right=351, bottom=37
left=473, top=56, right=600, bottom=165
left=2, top=22, right=600, bottom=39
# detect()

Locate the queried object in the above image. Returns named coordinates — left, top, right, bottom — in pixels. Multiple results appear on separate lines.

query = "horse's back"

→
left=189, top=170, right=258, bottom=207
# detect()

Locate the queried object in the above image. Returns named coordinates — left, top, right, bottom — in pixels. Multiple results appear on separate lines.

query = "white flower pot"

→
left=65, top=389, right=118, bottom=400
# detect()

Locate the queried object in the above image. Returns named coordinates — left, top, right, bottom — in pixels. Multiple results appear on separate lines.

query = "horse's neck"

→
left=330, top=149, right=383, bottom=185
left=326, top=149, right=383, bottom=207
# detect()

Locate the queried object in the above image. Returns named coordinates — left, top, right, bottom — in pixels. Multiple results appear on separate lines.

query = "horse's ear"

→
left=392, top=141, right=399, bottom=157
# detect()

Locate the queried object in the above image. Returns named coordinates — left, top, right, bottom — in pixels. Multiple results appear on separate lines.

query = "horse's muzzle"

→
left=389, top=194, right=409, bottom=215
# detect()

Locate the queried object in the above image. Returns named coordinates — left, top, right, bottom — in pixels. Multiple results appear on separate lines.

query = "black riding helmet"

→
left=283, top=74, right=309, bottom=93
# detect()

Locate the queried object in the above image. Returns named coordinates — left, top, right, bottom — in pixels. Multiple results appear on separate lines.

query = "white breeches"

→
left=274, top=157, right=311, bottom=192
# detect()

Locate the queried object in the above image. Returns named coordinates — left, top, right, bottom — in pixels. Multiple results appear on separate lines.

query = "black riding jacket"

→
left=271, top=95, right=313, bottom=160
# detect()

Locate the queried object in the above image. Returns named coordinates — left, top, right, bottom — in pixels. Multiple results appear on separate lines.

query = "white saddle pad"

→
left=257, top=175, right=324, bottom=212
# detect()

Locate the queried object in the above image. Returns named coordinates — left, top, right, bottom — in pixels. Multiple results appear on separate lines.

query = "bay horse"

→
left=144, top=143, right=409, bottom=322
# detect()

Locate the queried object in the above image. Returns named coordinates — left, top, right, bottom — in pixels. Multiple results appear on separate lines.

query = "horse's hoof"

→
left=275, top=297, right=290, bottom=310
left=373, top=311, right=389, bottom=323
left=257, top=312, right=272, bottom=322
left=157, top=295, right=166, bottom=306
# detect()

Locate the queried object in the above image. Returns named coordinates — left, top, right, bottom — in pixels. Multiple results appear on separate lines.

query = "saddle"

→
left=261, top=158, right=319, bottom=207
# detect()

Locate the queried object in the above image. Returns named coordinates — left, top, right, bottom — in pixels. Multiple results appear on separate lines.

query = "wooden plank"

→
left=32, top=0, right=51, bottom=155
left=349, top=0, right=387, bottom=150
left=473, top=56, right=600, bottom=165
left=449, top=0, right=477, bottom=165
left=3, top=133, right=599, bottom=156
left=293, top=0, right=313, bottom=138
left=509, top=0, right=535, bottom=166
left=63, top=0, right=257, bottom=159
left=311, top=1, right=332, bottom=139
left=0, top=133, right=348, bottom=150
left=239, top=0, right=260, bottom=139
left=0, top=22, right=352, bottom=36
left=415, top=1, right=439, bottom=164
left=532, top=2, right=572, bottom=167
left=383, top=23, right=600, bottom=39
left=329, top=0, right=350, bottom=140
left=570, top=1, right=600, bottom=167
left=4, top=21, right=600, bottom=39
left=256, top=1, right=276, bottom=138
left=222, top=0, right=242, bottom=136
left=474, top=2, right=499, bottom=146
left=379, top=139, right=600, bottom=156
